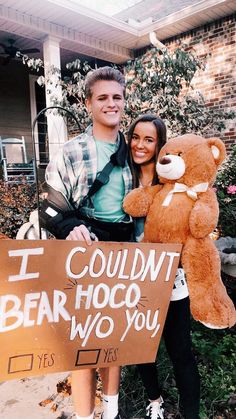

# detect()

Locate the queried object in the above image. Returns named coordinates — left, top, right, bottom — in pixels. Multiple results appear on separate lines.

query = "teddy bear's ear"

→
left=207, top=137, right=226, bottom=166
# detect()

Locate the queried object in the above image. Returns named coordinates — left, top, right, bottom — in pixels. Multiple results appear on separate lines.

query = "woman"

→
left=127, top=114, right=200, bottom=419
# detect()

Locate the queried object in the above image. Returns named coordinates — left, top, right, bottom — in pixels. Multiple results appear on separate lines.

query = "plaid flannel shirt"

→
left=45, top=125, right=133, bottom=218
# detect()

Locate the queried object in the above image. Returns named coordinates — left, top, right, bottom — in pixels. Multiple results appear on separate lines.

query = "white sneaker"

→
left=145, top=397, right=164, bottom=419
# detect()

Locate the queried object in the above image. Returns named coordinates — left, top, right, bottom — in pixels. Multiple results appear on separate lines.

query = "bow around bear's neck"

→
left=162, top=181, right=209, bottom=207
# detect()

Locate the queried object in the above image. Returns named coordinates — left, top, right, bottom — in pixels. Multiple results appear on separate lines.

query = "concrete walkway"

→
left=0, top=373, right=143, bottom=419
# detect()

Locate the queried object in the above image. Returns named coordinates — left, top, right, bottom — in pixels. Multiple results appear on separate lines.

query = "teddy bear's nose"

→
left=159, top=156, right=171, bottom=165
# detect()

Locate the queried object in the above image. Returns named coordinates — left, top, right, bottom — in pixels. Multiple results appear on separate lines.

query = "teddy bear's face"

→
left=156, top=134, right=226, bottom=187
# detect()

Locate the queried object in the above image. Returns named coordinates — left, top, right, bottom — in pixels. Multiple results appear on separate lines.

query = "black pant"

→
left=77, top=212, right=133, bottom=242
left=137, top=297, right=200, bottom=419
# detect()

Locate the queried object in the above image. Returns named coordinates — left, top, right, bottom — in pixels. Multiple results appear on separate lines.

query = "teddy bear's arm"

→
left=189, top=189, right=219, bottom=238
left=123, top=185, right=161, bottom=217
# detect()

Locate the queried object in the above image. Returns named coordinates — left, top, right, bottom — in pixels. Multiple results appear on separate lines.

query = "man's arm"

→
left=39, top=187, right=95, bottom=243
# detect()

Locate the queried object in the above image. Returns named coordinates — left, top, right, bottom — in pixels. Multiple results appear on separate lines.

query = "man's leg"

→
left=71, top=369, right=96, bottom=418
left=99, top=366, right=121, bottom=419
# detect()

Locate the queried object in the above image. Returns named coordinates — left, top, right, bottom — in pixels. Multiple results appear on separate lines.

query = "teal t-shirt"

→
left=93, top=139, right=126, bottom=222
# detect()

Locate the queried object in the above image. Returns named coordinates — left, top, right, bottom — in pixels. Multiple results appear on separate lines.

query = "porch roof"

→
left=0, top=0, right=235, bottom=65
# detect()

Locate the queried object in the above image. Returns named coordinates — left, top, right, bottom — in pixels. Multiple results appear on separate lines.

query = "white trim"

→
left=29, top=75, right=40, bottom=165
left=43, top=36, right=68, bottom=157
left=138, top=0, right=234, bottom=35
left=46, top=0, right=139, bottom=34
left=0, top=0, right=234, bottom=63
left=0, top=4, right=133, bottom=60
left=42, top=0, right=236, bottom=35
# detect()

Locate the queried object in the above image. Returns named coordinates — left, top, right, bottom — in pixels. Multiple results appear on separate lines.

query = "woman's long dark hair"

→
left=127, top=114, right=167, bottom=187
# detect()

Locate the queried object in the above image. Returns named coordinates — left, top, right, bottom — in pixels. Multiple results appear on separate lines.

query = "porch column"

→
left=43, top=35, right=67, bottom=159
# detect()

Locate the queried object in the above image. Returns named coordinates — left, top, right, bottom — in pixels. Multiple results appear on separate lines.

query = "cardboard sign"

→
left=0, top=240, right=182, bottom=381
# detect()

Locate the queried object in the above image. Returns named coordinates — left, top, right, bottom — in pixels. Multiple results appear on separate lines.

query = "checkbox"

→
left=8, top=354, right=34, bottom=374
left=75, top=349, right=101, bottom=366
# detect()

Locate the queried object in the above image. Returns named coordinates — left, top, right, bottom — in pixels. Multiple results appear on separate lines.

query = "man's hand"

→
left=66, top=225, right=98, bottom=245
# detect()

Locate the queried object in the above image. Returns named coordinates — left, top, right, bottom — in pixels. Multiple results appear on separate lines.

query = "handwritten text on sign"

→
left=0, top=240, right=181, bottom=381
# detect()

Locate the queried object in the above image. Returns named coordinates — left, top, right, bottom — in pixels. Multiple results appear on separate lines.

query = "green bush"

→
left=20, top=46, right=235, bottom=137
left=0, top=180, right=37, bottom=238
left=192, top=322, right=236, bottom=419
left=214, top=145, right=236, bottom=237
left=119, top=321, right=236, bottom=418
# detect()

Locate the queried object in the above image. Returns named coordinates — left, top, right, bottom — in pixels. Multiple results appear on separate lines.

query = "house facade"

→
left=165, top=13, right=236, bottom=149
left=0, top=0, right=235, bottom=166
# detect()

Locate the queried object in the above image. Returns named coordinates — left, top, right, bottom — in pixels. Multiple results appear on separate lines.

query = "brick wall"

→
left=165, top=14, right=236, bottom=150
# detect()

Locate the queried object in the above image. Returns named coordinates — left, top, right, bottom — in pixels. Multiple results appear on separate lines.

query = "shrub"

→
left=119, top=321, right=236, bottom=418
left=19, top=46, right=235, bottom=137
left=192, top=321, right=236, bottom=419
left=214, top=145, right=236, bottom=237
left=0, top=180, right=37, bottom=238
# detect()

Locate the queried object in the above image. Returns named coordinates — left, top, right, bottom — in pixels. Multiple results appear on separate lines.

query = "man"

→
left=39, top=67, right=133, bottom=419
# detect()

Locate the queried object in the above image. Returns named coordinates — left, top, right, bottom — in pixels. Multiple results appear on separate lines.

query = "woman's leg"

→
left=71, top=369, right=96, bottom=417
left=163, top=298, right=200, bottom=419
left=137, top=362, right=161, bottom=401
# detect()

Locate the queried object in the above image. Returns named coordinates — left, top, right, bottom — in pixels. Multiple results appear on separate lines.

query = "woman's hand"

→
left=66, top=225, right=98, bottom=245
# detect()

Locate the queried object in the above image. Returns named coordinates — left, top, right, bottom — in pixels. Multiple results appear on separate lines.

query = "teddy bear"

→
left=123, top=134, right=236, bottom=329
